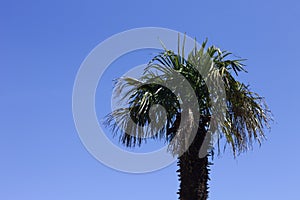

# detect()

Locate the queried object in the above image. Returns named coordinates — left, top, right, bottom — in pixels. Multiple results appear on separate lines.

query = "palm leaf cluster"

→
left=105, top=38, right=271, bottom=156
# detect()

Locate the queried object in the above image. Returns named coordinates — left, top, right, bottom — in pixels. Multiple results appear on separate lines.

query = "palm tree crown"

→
left=105, top=39, right=271, bottom=157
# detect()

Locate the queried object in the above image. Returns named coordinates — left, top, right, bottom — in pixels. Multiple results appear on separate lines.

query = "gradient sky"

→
left=1, top=0, right=300, bottom=199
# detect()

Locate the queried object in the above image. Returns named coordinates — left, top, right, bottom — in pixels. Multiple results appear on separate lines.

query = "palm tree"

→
left=105, top=38, right=271, bottom=200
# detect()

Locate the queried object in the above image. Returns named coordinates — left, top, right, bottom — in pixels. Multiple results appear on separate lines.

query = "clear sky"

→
left=1, top=0, right=300, bottom=199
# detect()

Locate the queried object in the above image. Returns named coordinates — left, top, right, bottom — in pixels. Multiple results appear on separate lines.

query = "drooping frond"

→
left=105, top=51, right=187, bottom=147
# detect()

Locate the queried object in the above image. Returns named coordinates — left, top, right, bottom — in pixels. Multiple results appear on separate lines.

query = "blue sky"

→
left=1, top=0, right=300, bottom=199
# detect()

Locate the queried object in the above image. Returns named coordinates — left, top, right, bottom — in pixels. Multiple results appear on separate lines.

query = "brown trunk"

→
left=177, top=128, right=211, bottom=200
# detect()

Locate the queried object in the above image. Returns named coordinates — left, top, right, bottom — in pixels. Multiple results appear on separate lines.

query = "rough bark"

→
left=177, top=127, right=211, bottom=200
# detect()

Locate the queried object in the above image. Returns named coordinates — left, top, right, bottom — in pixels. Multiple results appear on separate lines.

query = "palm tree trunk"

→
left=177, top=128, right=210, bottom=200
